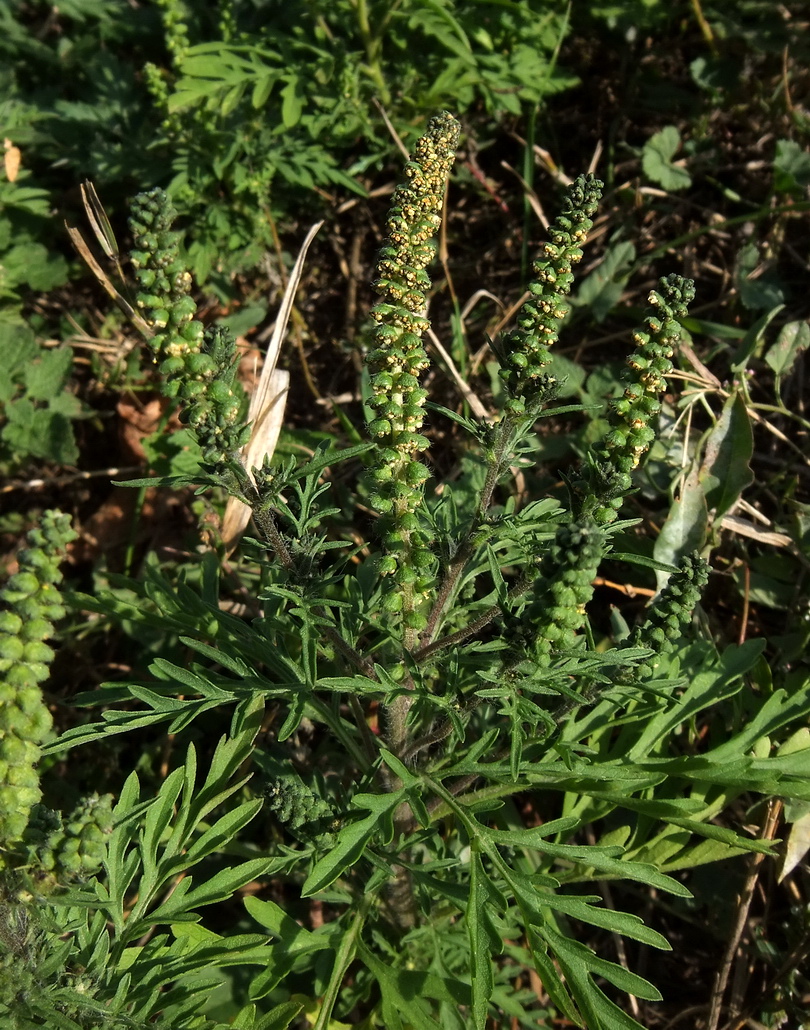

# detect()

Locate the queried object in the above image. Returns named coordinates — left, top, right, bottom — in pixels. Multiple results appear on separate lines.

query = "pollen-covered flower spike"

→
left=499, top=174, right=603, bottom=416
left=365, top=110, right=460, bottom=627
left=0, top=511, right=76, bottom=849
left=582, top=273, right=694, bottom=524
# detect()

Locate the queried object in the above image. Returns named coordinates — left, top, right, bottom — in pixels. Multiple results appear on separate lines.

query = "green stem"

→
left=309, top=696, right=374, bottom=772
left=751, top=400, right=810, bottom=434
left=414, top=570, right=533, bottom=664
left=639, top=200, right=809, bottom=269
left=353, top=0, right=390, bottom=104
left=387, top=693, right=411, bottom=758
left=420, top=417, right=517, bottom=648
left=521, top=105, right=536, bottom=285
left=251, top=508, right=295, bottom=572
left=312, top=892, right=374, bottom=1030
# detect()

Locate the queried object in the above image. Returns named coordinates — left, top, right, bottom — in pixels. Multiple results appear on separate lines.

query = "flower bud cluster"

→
left=629, top=552, right=709, bottom=678
left=528, top=519, right=605, bottom=665
left=499, top=175, right=603, bottom=415
left=0, top=511, right=76, bottom=846
left=162, top=325, right=250, bottom=466
left=130, top=190, right=248, bottom=467
left=265, top=776, right=336, bottom=849
left=153, top=0, right=191, bottom=63
left=22, top=794, right=114, bottom=880
left=130, top=187, right=204, bottom=358
left=590, top=274, right=695, bottom=523
left=366, top=111, right=459, bottom=612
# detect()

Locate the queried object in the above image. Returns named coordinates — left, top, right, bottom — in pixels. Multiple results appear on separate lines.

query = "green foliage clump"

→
left=0, top=511, right=75, bottom=848
left=0, top=325, right=80, bottom=469
left=140, top=1, right=575, bottom=280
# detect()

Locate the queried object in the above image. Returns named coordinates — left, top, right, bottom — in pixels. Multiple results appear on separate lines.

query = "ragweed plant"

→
left=4, top=113, right=810, bottom=1030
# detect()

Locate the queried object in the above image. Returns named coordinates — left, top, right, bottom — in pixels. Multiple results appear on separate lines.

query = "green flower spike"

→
left=528, top=518, right=606, bottom=666
left=589, top=273, right=695, bottom=524
left=630, top=551, right=709, bottom=679
left=0, top=511, right=76, bottom=848
left=366, top=111, right=460, bottom=628
left=265, top=776, right=336, bottom=850
left=23, top=793, right=114, bottom=880
left=129, top=187, right=204, bottom=361
left=499, top=174, right=603, bottom=416
left=130, top=191, right=248, bottom=470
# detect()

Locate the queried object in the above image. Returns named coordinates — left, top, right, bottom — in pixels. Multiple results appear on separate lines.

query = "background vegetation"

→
left=1, top=1, right=809, bottom=1027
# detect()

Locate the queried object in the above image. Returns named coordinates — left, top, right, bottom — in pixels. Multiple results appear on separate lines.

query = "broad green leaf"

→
left=765, top=319, right=810, bottom=377
left=230, top=1003, right=259, bottom=1029
left=251, top=73, right=276, bottom=108
left=23, top=345, right=72, bottom=400
left=780, top=801, right=810, bottom=880
left=2, top=400, right=79, bottom=464
left=730, top=304, right=784, bottom=371
left=545, top=351, right=587, bottom=397
left=625, top=649, right=752, bottom=760
left=2, top=323, right=37, bottom=373
left=170, top=922, right=221, bottom=946
left=698, top=390, right=753, bottom=521
left=1, top=241, right=68, bottom=290
left=280, top=76, right=303, bottom=127
left=661, top=836, right=758, bottom=871
left=653, top=467, right=708, bottom=591
left=773, top=138, right=810, bottom=194
left=735, top=242, right=785, bottom=311
left=576, top=239, right=636, bottom=322
left=642, top=125, right=692, bottom=191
